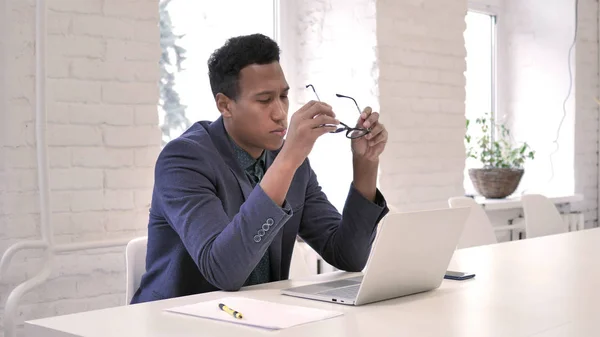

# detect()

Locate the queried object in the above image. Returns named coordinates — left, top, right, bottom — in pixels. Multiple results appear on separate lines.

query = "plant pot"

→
left=468, top=168, right=524, bottom=199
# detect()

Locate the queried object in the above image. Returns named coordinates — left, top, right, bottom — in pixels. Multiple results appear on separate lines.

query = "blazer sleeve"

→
left=155, top=138, right=293, bottom=291
left=298, top=161, right=389, bottom=272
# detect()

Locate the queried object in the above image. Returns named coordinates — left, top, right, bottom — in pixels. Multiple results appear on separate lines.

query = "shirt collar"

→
left=228, top=134, right=265, bottom=171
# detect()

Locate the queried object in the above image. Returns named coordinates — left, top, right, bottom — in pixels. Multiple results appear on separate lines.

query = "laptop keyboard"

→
left=315, top=278, right=360, bottom=289
left=318, top=284, right=360, bottom=299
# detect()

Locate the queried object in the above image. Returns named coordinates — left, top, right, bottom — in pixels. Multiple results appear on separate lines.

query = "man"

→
left=130, top=33, right=389, bottom=304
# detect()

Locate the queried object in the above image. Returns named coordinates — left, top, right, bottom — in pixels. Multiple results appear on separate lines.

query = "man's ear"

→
left=216, top=93, right=233, bottom=118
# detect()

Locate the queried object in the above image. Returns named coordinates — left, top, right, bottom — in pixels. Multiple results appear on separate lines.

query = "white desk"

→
left=26, top=228, right=600, bottom=337
left=475, top=193, right=584, bottom=211
left=475, top=194, right=584, bottom=237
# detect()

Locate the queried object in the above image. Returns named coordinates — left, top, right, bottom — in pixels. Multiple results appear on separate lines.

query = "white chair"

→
left=125, top=236, right=148, bottom=305
left=521, top=194, right=567, bottom=238
left=448, top=196, right=497, bottom=249
left=289, top=239, right=315, bottom=279
left=125, top=236, right=315, bottom=303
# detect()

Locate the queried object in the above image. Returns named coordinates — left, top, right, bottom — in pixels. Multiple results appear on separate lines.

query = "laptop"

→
left=280, top=207, right=471, bottom=306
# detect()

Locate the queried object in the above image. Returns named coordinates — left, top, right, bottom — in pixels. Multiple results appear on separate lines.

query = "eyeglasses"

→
left=305, top=84, right=371, bottom=139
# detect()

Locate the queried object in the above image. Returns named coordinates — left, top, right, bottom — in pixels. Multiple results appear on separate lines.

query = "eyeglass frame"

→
left=305, top=84, right=371, bottom=139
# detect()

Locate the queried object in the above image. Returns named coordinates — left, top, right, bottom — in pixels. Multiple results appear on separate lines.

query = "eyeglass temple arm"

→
left=335, top=93, right=361, bottom=114
left=305, top=84, right=320, bottom=101
left=305, top=86, right=369, bottom=132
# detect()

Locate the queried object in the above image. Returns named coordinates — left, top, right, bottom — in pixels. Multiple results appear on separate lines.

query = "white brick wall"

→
left=377, top=0, right=468, bottom=211
left=289, top=0, right=379, bottom=212
left=287, top=0, right=464, bottom=212
left=286, top=0, right=467, bottom=213
left=0, top=0, right=597, bottom=335
left=0, top=0, right=160, bottom=334
left=285, top=0, right=467, bottom=212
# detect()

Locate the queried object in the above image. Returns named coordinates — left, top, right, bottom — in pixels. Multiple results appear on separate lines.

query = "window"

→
left=159, top=0, right=277, bottom=144
left=463, top=10, right=497, bottom=194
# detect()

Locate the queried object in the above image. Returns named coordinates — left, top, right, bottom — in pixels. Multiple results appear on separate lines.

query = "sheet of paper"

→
left=164, top=296, right=344, bottom=330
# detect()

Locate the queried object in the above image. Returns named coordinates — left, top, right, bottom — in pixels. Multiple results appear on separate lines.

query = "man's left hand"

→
left=351, top=107, right=388, bottom=161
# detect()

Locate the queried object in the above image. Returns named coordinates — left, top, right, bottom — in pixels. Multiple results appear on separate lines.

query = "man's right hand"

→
left=260, top=101, right=338, bottom=207
left=279, top=100, right=339, bottom=169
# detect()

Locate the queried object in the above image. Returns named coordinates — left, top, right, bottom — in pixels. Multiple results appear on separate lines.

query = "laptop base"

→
left=281, top=276, right=363, bottom=305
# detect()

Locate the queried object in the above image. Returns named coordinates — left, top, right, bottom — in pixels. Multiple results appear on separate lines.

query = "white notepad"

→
left=165, top=297, right=343, bottom=330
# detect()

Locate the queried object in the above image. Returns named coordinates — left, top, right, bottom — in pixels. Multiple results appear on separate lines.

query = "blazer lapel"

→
left=207, top=117, right=253, bottom=200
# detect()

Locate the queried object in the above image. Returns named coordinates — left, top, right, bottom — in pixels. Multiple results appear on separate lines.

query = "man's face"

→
left=223, top=62, right=290, bottom=157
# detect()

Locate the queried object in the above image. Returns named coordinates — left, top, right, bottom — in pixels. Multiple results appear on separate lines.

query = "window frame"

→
left=463, top=4, right=500, bottom=194
left=466, top=3, right=499, bottom=143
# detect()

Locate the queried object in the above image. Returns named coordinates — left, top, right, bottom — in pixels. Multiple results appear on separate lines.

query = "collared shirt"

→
left=229, top=137, right=271, bottom=286
left=230, top=141, right=267, bottom=186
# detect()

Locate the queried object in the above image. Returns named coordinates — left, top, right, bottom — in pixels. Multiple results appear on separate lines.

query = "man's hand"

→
left=261, top=101, right=339, bottom=206
left=350, top=107, right=387, bottom=202
left=278, top=100, right=339, bottom=170
left=351, top=107, right=388, bottom=161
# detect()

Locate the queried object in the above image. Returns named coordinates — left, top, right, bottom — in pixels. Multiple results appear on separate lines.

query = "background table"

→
left=26, top=228, right=600, bottom=337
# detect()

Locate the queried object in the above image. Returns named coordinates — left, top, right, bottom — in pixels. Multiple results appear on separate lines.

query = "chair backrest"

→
left=125, top=236, right=148, bottom=305
left=289, top=239, right=315, bottom=279
left=521, top=194, right=566, bottom=238
left=448, top=196, right=497, bottom=249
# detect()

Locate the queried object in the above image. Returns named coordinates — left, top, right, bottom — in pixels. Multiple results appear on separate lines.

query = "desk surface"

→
left=26, top=228, right=600, bottom=337
left=475, top=193, right=584, bottom=210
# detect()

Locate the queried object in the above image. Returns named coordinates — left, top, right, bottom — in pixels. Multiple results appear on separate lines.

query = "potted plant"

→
left=465, top=112, right=535, bottom=199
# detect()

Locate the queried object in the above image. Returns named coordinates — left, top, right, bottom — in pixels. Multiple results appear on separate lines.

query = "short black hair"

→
left=207, top=33, right=281, bottom=100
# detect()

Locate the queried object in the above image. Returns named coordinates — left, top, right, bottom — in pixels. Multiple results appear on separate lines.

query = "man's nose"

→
left=272, top=100, right=286, bottom=120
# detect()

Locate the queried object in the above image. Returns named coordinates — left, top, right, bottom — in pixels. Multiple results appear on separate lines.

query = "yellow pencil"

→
left=218, top=303, right=243, bottom=319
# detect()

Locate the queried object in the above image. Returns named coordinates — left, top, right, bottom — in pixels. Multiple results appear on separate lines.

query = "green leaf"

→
left=463, top=111, right=535, bottom=169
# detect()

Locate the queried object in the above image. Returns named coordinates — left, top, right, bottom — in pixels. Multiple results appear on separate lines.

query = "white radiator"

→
left=562, top=212, right=585, bottom=231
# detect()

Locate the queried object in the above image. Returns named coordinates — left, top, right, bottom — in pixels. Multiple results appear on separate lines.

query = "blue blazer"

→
left=130, top=116, right=389, bottom=304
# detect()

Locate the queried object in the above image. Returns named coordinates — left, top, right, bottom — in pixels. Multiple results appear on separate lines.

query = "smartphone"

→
left=444, top=270, right=475, bottom=281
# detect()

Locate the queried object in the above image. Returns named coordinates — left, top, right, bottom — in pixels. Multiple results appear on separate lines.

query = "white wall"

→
left=498, top=0, right=576, bottom=197
left=496, top=0, right=598, bottom=227
left=377, top=0, right=468, bottom=211
left=0, top=0, right=160, bottom=334
left=284, top=0, right=468, bottom=213
left=574, top=0, right=599, bottom=228
left=1, top=0, right=598, bottom=334
left=469, top=0, right=502, bottom=8
left=286, top=0, right=379, bottom=212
